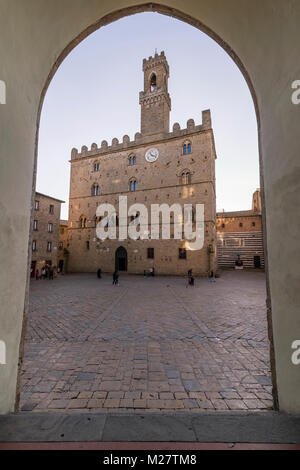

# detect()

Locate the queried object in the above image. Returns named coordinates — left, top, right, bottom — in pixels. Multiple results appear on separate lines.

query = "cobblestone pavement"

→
left=20, top=270, right=273, bottom=412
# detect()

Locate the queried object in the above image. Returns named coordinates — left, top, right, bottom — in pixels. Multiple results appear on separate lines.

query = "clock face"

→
left=145, top=148, right=159, bottom=163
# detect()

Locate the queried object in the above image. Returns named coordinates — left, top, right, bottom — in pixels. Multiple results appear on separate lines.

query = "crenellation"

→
left=123, top=134, right=130, bottom=146
left=71, top=112, right=211, bottom=160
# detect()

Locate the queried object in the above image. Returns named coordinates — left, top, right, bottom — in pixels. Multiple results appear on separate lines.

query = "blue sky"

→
left=36, top=12, right=260, bottom=220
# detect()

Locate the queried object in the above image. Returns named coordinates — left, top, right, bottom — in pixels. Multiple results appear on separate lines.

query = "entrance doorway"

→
left=254, top=255, right=261, bottom=268
left=115, top=246, right=127, bottom=271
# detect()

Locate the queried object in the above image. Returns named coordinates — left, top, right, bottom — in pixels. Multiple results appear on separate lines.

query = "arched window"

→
left=79, top=216, right=87, bottom=228
left=183, top=142, right=192, bottom=155
left=181, top=171, right=191, bottom=185
left=150, top=73, right=157, bottom=92
left=94, top=162, right=100, bottom=172
left=128, top=155, right=136, bottom=166
left=92, top=183, right=100, bottom=196
left=130, top=179, right=137, bottom=192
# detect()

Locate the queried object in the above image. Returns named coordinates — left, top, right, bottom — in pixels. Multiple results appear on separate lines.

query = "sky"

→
left=36, top=12, right=260, bottom=220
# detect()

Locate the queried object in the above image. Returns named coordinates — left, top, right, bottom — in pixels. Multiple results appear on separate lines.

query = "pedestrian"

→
left=41, top=266, right=46, bottom=279
left=209, top=271, right=216, bottom=282
left=49, top=267, right=54, bottom=280
left=186, top=269, right=194, bottom=287
left=35, top=269, right=39, bottom=280
left=97, top=268, right=102, bottom=279
left=112, top=270, right=119, bottom=285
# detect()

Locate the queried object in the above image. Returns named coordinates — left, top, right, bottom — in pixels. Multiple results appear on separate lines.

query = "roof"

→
left=216, top=210, right=261, bottom=218
left=35, top=192, right=65, bottom=203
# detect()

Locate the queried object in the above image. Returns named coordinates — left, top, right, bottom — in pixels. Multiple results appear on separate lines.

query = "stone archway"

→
left=11, top=2, right=277, bottom=414
left=1, top=1, right=300, bottom=415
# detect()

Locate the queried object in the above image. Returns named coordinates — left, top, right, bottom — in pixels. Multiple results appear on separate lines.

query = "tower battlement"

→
left=142, top=51, right=169, bottom=74
left=71, top=110, right=212, bottom=160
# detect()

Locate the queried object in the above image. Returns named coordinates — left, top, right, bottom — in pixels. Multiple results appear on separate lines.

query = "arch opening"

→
left=17, top=4, right=276, bottom=416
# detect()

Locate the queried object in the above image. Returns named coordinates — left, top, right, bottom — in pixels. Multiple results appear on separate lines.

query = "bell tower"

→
left=139, top=51, right=171, bottom=136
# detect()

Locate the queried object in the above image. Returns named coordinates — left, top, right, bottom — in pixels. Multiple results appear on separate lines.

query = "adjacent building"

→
left=67, top=51, right=217, bottom=276
left=30, top=192, right=64, bottom=276
left=216, top=189, right=264, bottom=269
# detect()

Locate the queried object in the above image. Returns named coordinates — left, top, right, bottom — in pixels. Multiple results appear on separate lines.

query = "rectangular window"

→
left=32, top=240, right=36, bottom=251
left=49, top=204, right=54, bottom=214
left=47, top=241, right=52, bottom=252
left=34, top=200, right=39, bottom=210
left=147, top=248, right=154, bottom=259
left=59, top=242, right=63, bottom=250
left=48, top=223, right=53, bottom=233
left=179, top=248, right=187, bottom=259
left=33, top=220, right=38, bottom=231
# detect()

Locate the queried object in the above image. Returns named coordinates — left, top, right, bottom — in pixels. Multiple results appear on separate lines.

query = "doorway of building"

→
left=254, top=255, right=261, bottom=269
left=115, top=246, right=127, bottom=271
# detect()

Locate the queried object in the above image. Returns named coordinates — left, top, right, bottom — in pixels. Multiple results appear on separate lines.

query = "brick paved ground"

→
left=20, top=270, right=273, bottom=412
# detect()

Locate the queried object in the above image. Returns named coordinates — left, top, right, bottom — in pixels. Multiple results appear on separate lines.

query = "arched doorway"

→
left=5, top=5, right=296, bottom=414
left=115, top=246, right=127, bottom=272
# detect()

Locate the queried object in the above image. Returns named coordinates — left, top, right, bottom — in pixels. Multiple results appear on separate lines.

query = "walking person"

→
left=186, top=269, right=194, bottom=287
left=41, top=266, right=46, bottom=279
left=97, top=268, right=102, bottom=279
left=112, top=270, right=119, bottom=286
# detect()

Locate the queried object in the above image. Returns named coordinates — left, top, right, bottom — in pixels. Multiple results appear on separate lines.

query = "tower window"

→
left=183, top=142, right=192, bottom=155
left=181, top=171, right=191, bottom=185
left=33, top=220, right=38, bottom=231
left=130, top=179, right=137, bottom=192
left=150, top=73, right=157, bottom=92
left=147, top=248, right=154, bottom=259
left=48, top=223, right=53, bottom=233
left=34, top=200, right=39, bottom=210
left=179, top=248, right=187, bottom=259
left=32, top=240, right=37, bottom=252
left=47, top=241, right=52, bottom=252
left=94, top=162, right=100, bottom=172
left=80, top=216, right=87, bottom=228
left=92, top=184, right=100, bottom=196
left=49, top=204, right=54, bottom=214
left=129, top=156, right=136, bottom=166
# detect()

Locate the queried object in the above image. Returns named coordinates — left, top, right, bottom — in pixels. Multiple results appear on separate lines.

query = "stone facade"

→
left=216, top=190, right=264, bottom=269
left=31, top=192, right=64, bottom=275
left=67, top=52, right=217, bottom=276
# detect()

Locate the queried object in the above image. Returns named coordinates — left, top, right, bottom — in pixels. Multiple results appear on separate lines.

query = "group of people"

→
left=97, top=267, right=119, bottom=285
left=33, top=264, right=56, bottom=280
left=95, top=267, right=216, bottom=286
left=187, top=269, right=216, bottom=286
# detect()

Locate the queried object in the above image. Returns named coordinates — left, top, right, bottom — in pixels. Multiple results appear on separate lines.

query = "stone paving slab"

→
left=0, top=412, right=299, bottom=443
left=20, top=270, right=273, bottom=412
